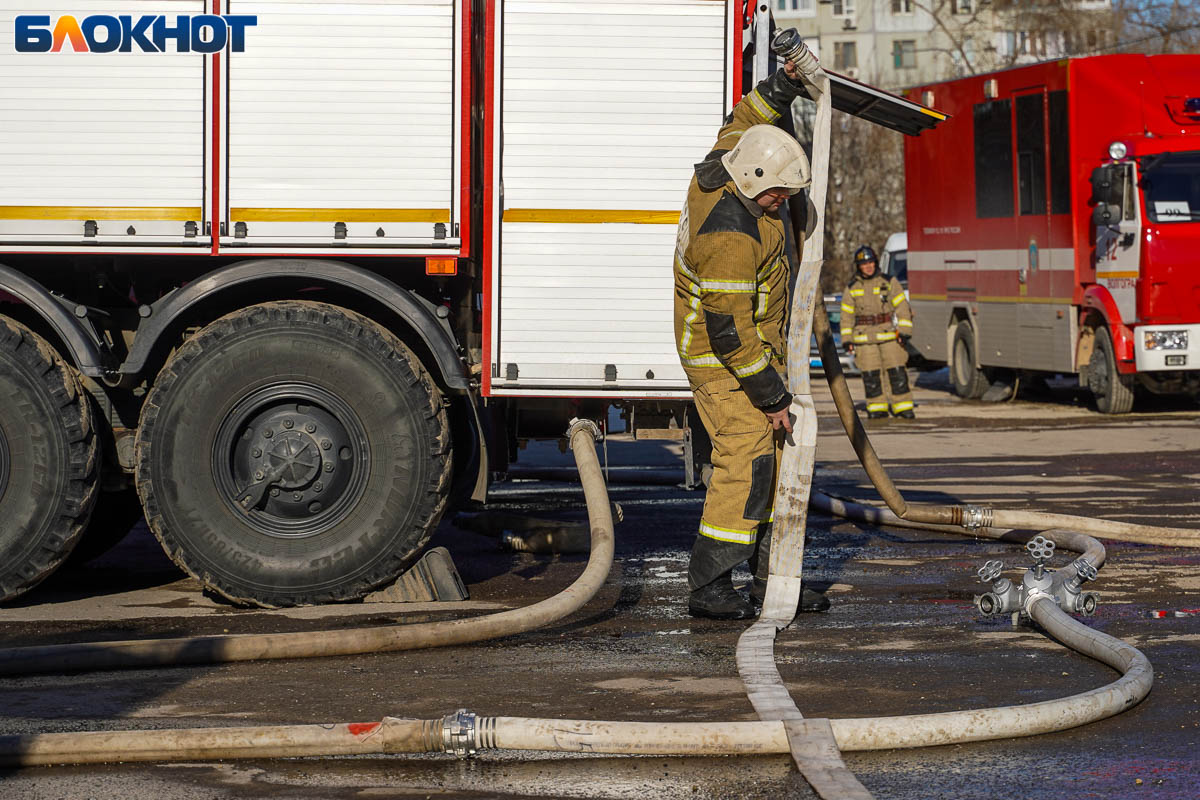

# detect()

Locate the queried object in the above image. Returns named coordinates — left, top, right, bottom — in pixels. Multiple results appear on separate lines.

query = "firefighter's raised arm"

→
left=711, top=67, right=807, bottom=154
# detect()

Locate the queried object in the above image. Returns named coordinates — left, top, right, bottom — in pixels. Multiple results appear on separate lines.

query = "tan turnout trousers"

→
left=689, top=375, right=784, bottom=590
left=852, top=340, right=912, bottom=415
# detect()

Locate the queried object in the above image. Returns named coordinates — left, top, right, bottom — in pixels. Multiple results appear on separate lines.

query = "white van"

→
left=880, top=231, right=908, bottom=289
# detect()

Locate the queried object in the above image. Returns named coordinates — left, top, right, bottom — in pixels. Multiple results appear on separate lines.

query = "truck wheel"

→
left=136, top=301, right=452, bottom=607
left=949, top=321, right=989, bottom=399
left=0, top=317, right=98, bottom=601
left=1088, top=327, right=1134, bottom=414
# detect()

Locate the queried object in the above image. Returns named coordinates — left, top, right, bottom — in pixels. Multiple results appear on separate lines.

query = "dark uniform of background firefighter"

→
left=672, top=62, right=829, bottom=620
left=841, top=245, right=915, bottom=419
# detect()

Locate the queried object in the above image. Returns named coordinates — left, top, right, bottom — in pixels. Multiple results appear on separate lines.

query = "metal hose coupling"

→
left=771, top=28, right=820, bottom=74
left=959, top=505, right=994, bottom=531
left=442, top=709, right=477, bottom=757
left=566, top=417, right=602, bottom=442
left=441, top=710, right=500, bottom=757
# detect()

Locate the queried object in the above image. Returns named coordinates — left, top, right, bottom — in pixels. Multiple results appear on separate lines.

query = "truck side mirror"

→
left=1091, top=203, right=1116, bottom=227
left=1089, top=166, right=1114, bottom=205
left=1089, top=165, right=1125, bottom=207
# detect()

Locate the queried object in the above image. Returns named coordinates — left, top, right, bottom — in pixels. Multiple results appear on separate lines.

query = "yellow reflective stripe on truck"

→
left=232, top=208, right=450, bottom=223
left=503, top=209, right=681, bottom=225
left=0, top=206, right=201, bottom=221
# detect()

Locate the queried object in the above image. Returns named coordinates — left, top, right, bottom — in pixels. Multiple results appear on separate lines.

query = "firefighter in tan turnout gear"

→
left=841, top=245, right=915, bottom=419
left=673, top=62, right=830, bottom=620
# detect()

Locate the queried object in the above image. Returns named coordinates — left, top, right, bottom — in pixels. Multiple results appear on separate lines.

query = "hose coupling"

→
left=442, top=709, right=478, bottom=758
left=960, top=505, right=993, bottom=531
left=1079, top=591, right=1100, bottom=616
left=566, top=417, right=602, bottom=442
left=975, top=592, right=1001, bottom=617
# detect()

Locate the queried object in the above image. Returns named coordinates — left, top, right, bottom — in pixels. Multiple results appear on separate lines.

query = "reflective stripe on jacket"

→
left=840, top=274, right=912, bottom=344
left=672, top=71, right=806, bottom=413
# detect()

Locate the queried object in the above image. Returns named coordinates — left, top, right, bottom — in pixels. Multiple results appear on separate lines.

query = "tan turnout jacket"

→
left=672, top=71, right=806, bottom=413
left=840, top=273, right=913, bottom=345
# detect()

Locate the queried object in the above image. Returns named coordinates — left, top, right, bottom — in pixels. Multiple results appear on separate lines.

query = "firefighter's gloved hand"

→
left=898, top=334, right=912, bottom=345
left=765, top=406, right=794, bottom=434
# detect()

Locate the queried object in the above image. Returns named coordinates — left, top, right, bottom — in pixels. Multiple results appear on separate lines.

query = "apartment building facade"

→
left=774, top=0, right=1117, bottom=91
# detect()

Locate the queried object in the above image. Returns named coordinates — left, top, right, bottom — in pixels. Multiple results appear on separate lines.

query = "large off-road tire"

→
left=1088, top=326, right=1135, bottom=414
left=949, top=320, right=989, bottom=399
left=136, top=301, right=453, bottom=607
left=0, top=317, right=99, bottom=601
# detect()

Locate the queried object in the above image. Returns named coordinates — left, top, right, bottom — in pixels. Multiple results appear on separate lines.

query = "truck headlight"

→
left=1143, top=330, right=1188, bottom=350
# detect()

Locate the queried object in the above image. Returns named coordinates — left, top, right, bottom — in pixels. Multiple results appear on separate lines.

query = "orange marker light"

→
left=425, top=257, right=457, bottom=276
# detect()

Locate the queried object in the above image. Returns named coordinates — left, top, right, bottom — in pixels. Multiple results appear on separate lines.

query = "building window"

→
left=892, top=40, right=916, bottom=69
left=974, top=99, right=1014, bottom=219
left=951, top=0, right=972, bottom=13
left=833, top=41, right=857, bottom=70
left=832, top=0, right=856, bottom=18
left=891, top=0, right=913, bottom=14
left=777, top=0, right=816, bottom=15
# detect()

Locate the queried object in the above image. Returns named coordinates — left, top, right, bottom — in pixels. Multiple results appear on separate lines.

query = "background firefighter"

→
left=673, top=62, right=829, bottom=620
left=840, top=245, right=915, bottom=419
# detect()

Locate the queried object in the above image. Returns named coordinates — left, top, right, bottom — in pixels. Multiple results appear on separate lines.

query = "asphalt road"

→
left=1, top=371, right=1198, bottom=799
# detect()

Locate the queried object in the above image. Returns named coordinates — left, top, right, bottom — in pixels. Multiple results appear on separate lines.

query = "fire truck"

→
left=903, top=55, right=1200, bottom=413
left=0, top=0, right=939, bottom=606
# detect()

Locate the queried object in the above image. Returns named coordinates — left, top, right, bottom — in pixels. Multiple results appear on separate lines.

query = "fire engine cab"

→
left=904, top=55, right=1200, bottom=413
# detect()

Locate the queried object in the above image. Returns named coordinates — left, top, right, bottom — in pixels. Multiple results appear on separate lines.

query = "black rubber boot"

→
left=867, top=410, right=888, bottom=420
left=894, top=408, right=916, bottom=419
left=688, top=572, right=757, bottom=620
left=750, top=577, right=831, bottom=613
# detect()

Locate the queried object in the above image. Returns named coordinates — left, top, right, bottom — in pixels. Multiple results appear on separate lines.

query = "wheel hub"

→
left=264, top=431, right=322, bottom=489
left=213, top=383, right=369, bottom=538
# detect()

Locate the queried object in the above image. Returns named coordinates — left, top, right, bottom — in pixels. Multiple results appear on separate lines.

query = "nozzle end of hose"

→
left=1080, top=592, right=1100, bottom=616
left=566, top=417, right=601, bottom=442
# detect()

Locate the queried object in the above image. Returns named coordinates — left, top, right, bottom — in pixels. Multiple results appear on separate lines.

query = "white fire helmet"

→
left=720, top=125, right=811, bottom=199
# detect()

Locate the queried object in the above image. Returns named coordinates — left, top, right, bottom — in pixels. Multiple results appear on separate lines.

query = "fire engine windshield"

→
left=1140, top=152, right=1200, bottom=223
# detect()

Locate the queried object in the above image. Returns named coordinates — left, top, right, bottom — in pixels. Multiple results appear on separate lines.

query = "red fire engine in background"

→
left=903, top=55, right=1200, bottom=413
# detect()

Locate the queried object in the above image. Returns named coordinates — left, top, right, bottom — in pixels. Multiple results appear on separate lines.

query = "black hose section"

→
left=0, top=425, right=615, bottom=676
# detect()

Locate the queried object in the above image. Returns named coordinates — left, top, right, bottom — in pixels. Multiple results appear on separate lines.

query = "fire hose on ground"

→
left=0, top=412, right=1159, bottom=771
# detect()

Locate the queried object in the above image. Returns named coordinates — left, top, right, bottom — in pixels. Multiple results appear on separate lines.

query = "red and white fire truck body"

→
left=904, top=55, right=1200, bottom=411
left=0, top=1, right=937, bottom=604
